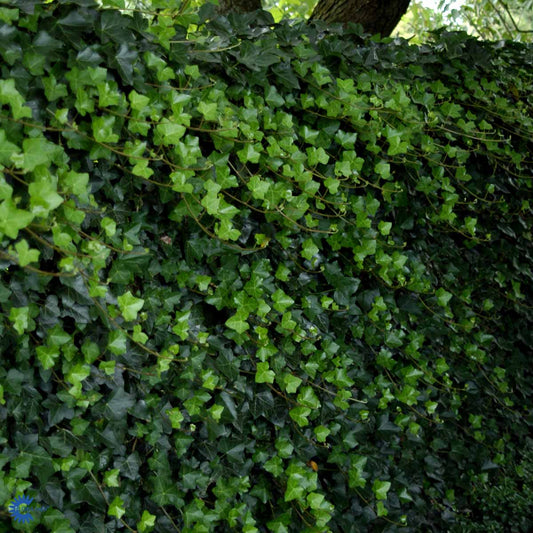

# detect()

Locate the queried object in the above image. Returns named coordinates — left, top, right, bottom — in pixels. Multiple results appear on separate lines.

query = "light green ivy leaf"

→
left=289, top=406, right=311, bottom=427
left=138, top=510, right=156, bottom=533
left=372, top=479, right=391, bottom=500
left=435, top=287, right=453, bottom=307
left=104, top=469, right=120, bottom=488
left=225, top=312, right=250, bottom=334
left=0, top=199, right=34, bottom=238
left=108, top=329, right=128, bottom=355
left=117, top=291, right=144, bottom=321
left=108, top=496, right=125, bottom=519
left=14, top=239, right=40, bottom=266
left=0, top=79, right=32, bottom=119
left=166, top=407, right=184, bottom=429
left=29, top=179, right=64, bottom=216
left=255, top=362, right=275, bottom=384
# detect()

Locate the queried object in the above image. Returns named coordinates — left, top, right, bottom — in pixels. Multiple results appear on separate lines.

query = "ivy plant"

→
left=0, top=1, right=532, bottom=531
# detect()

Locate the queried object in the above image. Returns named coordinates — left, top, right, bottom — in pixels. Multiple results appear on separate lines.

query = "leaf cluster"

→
left=0, top=1, right=532, bottom=531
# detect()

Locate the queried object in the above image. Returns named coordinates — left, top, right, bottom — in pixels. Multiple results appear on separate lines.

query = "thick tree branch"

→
left=217, top=0, right=262, bottom=14
left=308, top=0, right=411, bottom=36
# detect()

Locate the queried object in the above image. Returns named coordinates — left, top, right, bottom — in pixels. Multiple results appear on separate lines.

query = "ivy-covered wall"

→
left=0, top=1, right=532, bottom=531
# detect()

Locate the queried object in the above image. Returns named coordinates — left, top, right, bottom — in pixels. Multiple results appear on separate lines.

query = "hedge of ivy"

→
left=0, top=1, right=532, bottom=531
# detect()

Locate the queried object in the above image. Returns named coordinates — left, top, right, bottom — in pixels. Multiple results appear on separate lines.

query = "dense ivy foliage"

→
left=0, top=1, right=532, bottom=531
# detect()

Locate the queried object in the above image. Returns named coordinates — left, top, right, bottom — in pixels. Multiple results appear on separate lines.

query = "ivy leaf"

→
left=132, top=324, right=148, bottom=344
left=0, top=78, right=32, bottom=119
left=14, top=239, right=40, bottom=266
left=314, top=425, right=330, bottom=443
left=255, top=362, right=275, bottom=384
left=209, top=404, right=224, bottom=421
left=285, top=479, right=305, bottom=502
left=398, top=488, right=413, bottom=503
left=377, top=501, right=388, bottom=517
left=297, top=386, right=321, bottom=409
left=172, top=310, right=190, bottom=340
left=61, top=170, right=90, bottom=201
left=324, top=176, right=340, bottom=193
left=137, top=510, right=156, bottom=533
left=397, top=385, right=419, bottom=406
left=117, top=291, right=144, bottom=321
left=307, top=492, right=325, bottom=509
left=104, top=469, right=120, bottom=488
left=354, top=238, right=376, bottom=262
left=108, top=329, right=128, bottom=355
left=272, top=289, right=294, bottom=313
left=265, top=86, right=284, bottom=107
left=92, top=115, right=119, bottom=143
left=464, top=216, right=477, bottom=235
left=154, top=120, right=186, bottom=145
left=0, top=129, right=19, bottom=165
left=170, top=171, right=194, bottom=193
left=198, top=101, right=217, bottom=121
left=66, top=363, right=91, bottom=386
left=29, top=180, right=63, bottom=216
left=108, top=496, right=125, bottom=519
left=435, top=288, right=453, bottom=307
left=378, top=221, right=392, bottom=236
left=101, top=217, right=116, bottom=237
left=374, top=161, right=391, bottom=180
left=201, top=179, right=221, bottom=215
left=184, top=64, right=200, bottom=79
left=0, top=199, right=33, bottom=238
left=289, top=406, right=311, bottom=427
left=237, top=143, right=262, bottom=164
left=166, top=407, right=184, bottom=429
left=128, top=90, right=150, bottom=110
left=9, top=306, right=33, bottom=334
left=100, top=360, right=116, bottom=376
left=372, top=479, right=391, bottom=500
left=264, top=455, right=283, bottom=477
left=115, top=44, right=138, bottom=84
left=105, top=387, right=135, bottom=421
left=48, top=324, right=71, bottom=347
left=36, top=345, right=60, bottom=370
left=247, top=174, right=270, bottom=199
left=301, top=238, right=319, bottom=260
left=216, top=219, right=241, bottom=241
left=307, top=146, right=329, bottom=166
left=225, top=312, right=249, bottom=334
left=82, top=340, right=100, bottom=364
left=283, top=374, right=302, bottom=394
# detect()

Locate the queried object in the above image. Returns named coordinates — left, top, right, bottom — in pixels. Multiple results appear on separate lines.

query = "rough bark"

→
left=216, top=0, right=262, bottom=15
left=309, top=0, right=411, bottom=36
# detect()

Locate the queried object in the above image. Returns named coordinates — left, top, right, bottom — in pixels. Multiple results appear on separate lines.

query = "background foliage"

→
left=0, top=1, right=532, bottom=531
left=396, top=0, right=533, bottom=43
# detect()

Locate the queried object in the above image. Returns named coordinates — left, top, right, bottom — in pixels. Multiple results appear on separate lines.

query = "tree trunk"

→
left=217, top=0, right=262, bottom=15
left=309, top=0, right=411, bottom=36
